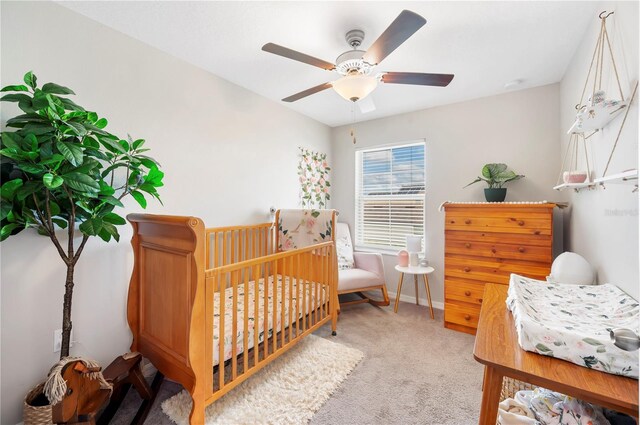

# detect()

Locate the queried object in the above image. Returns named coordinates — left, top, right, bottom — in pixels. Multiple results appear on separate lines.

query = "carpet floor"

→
left=110, top=301, right=484, bottom=424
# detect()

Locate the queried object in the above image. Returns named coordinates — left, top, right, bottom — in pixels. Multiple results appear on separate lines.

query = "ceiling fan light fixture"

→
left=332, top=74, right=378, bottom=102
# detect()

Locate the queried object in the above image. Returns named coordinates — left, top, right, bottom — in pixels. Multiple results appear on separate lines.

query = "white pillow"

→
left=336, top=236, right=355, bottom=270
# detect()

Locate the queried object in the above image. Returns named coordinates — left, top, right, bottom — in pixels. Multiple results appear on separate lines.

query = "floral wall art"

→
left=298, top=147, right=331, bottom=209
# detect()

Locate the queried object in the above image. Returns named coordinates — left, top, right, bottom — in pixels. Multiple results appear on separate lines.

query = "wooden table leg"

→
left=393, top=272, right=404, bottom=313
left=422, top=274, right=434, bottom=320
left=478, top=366, right=503, bottom=425
left=414, top=275, right=419, bottom=305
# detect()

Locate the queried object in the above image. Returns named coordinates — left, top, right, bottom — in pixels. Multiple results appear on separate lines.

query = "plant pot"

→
left=23, top=382, right=52, bottom=425
left=484, top=188, right=507, bottom=202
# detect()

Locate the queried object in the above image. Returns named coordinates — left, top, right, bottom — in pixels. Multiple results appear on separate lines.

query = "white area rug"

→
left=161, top=335, right=364, bottom=424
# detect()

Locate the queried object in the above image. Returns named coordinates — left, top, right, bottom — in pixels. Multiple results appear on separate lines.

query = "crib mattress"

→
left=507, top=274, right=639, bottom=378
left=213, top=275, right=327, bottom=366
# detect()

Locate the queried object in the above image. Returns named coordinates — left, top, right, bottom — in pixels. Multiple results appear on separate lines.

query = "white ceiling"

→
left=59, top=1, right=598, bottom=127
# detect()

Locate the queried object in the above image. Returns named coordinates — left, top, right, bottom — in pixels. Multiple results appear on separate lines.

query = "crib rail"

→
left=205, top=223, right=275, bottom=269
left=203, top=241, right=336, bottom=402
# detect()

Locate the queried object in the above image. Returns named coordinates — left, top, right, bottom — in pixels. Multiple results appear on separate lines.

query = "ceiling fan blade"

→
left=357, top=96, right=376, bottom=114
left=262, top=43, right=335, bottom=71
left=381, top=72, right=454, bottom=87
left=282, top=82, right=333, bottom=102
left=362, top=10, right=426, bottom=65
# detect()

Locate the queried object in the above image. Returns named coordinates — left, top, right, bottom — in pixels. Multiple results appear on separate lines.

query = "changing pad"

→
left=507, top=274, right=639, bottom=379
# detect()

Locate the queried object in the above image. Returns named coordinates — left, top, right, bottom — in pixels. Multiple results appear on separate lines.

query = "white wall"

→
left=331, top=84, right=562, bottom=308
left=0, top=2, right=331, bottom=423
left=559, top=1, right=639, bottom=298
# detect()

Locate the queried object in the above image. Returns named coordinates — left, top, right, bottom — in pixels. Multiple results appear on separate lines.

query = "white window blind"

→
left=355, top=142, right=425, bottom=251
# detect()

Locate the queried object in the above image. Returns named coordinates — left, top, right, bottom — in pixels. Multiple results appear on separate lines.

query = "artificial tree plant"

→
left=0, top=71, right=164, bottom=359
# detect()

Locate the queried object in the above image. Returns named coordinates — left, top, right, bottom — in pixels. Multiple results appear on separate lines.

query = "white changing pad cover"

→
left=507, top=274, right=639, bottom=379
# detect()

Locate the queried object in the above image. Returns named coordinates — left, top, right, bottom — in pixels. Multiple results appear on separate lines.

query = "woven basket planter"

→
left=23, top=382, right=52, bottom=425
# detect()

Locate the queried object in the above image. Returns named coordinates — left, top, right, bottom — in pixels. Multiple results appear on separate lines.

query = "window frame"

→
left=354, top=140, right=427, bottom=254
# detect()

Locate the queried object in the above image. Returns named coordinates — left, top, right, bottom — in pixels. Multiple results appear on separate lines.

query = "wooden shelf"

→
left=553, top=182, right=596, bottom=192
left=594, top=169, right=638, bottom=184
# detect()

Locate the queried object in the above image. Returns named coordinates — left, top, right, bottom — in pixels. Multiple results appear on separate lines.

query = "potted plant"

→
left=1, top=71, right=163, bottom=416
left=465, top=163, right=524, bottom=202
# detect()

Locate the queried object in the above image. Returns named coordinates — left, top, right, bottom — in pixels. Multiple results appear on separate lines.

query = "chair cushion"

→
left=336, top=235, right=355, bottom=270
left=338, top=268, right=384, bottom=292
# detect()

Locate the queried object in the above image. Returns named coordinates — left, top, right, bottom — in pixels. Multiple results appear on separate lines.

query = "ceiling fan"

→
left=261, top=10, right=454, bottom=112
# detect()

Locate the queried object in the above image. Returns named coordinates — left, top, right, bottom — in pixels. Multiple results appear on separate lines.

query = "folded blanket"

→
left=507, top=274, right=639, bottom=378
left=498, top=397, right=539, bottom=425
left=518, top=389, right=611, bottom=425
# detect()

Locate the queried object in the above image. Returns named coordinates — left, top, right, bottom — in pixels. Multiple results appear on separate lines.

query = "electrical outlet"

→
left=53, top=329, right=73, bottom=352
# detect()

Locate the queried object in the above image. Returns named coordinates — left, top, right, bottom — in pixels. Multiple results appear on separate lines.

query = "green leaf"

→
left=95, top=118, right=108, bottom=129
left=15, top=181, right=42, bottom=201
left=1, top=85, right=29, bottom=92
left=56, top=140, right=83, bottom=166
left=101, top=196, right=124, bottom=207
left=79, top=217, right=103, bottom=236
left=98, top=181, right=115, bottom=196
left=52, top=218, right=68, bottom=229
left=1, top=179, right=23, bottom=200
left=102, top=212, right=126, bottom=225
left=1, top=93, right=32, bottom=103
left=41, top=82, right=75, bottom=95
left=23, top=71, right=37, bottom=89
left=2, top=132, right=22, bottom=150
left=48, top=201, right=61, bottom=216
left=0, top=203, right=11, bottom=221
left=59, top=97, right=85, bottom=111
left=43, top=173, right=64, bottom=189
left=19, top=164, right=46, bottom=174
left=62, top=172, right=100, bottom=193
left=1, top=223, right=21, bottom=241
left=145, top=166, right=164, bottom=186
left=132, top=139, right=145, bottom=150
left=100, top=221, right=120, bottom=242
left=65, top=121, right=87, bottom=137
left=130, top=190, right=147, bottom=208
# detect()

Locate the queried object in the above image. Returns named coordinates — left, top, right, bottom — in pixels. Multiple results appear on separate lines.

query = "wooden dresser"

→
left=443, top=202, right=556, bottom=335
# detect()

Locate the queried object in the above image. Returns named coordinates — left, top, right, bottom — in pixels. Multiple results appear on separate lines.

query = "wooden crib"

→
left=126, top=212, right=338, bottom=424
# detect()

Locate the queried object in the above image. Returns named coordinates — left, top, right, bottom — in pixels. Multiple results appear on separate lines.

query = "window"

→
left=355, top=142, right=425, bottom=251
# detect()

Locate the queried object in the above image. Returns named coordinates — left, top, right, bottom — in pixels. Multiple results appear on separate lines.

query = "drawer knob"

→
left=465, top=243, right=471, bottom=248
left=464, top=314, right=471, bottom=321
left=491, top=248, right=497, bottom=254
left=464, top=267, right=471, bottom=272
left=534, top=230, right=541, bottom=235
left=518, top=220, right=525, bottom=226
left=518, top=247, right=526, bottom=253
left=464, top=290, right=471, bottom=296
left=464, top=219, right=471, bottom=225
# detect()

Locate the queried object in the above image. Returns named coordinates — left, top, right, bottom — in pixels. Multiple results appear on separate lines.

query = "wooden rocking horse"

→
left=48, top=353, right=162, bottom=425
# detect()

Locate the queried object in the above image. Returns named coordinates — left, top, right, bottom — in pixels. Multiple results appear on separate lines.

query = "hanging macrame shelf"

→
left=555, top=11, right=637, bottom=193
left=593, top=169, right=638, bottom=185
left=553, top=182, right=596, bottom=192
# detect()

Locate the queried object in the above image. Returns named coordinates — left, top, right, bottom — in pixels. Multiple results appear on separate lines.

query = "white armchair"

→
left=336, top=223, right=390, bottom=307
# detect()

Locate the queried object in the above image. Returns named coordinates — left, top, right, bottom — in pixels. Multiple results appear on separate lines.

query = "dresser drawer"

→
left=444, top=302, right=480, bottom=329
left=445, top=279, right=485, bottom=305
left=445, top=239, right=552, bottom=263
left=446, top=230, right=552, bottom=248
left=445, top=255, right=550, bottom=283
left=445, top=215, right=551, bottom=235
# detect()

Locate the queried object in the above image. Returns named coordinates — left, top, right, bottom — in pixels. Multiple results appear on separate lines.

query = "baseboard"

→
left=388, top=291, right=444, bottom=311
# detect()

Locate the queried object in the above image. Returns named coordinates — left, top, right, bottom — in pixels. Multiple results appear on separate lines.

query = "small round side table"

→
left=393, top=265, right=435, bottom=319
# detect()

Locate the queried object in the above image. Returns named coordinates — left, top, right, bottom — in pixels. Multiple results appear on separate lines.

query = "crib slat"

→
left=253, top=264, right=260, bottom=368
left=222, top=231, right=228, bottom=267
left=272, top=259, right=278, bottom=352
left=288, top=255, right=294, bottom=342
left=243, top=268, right=249, bottom=372
left=302, top=252, right=308, bottom=332
left=263, top=261, right=269, bottom=359
left=219, top=272, right=226, bottom=391
left=231, top=271, right=238, bottom=380
left=213, top=232, right=219, bottom=268
left=281, top=257, right=286, bottom=348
